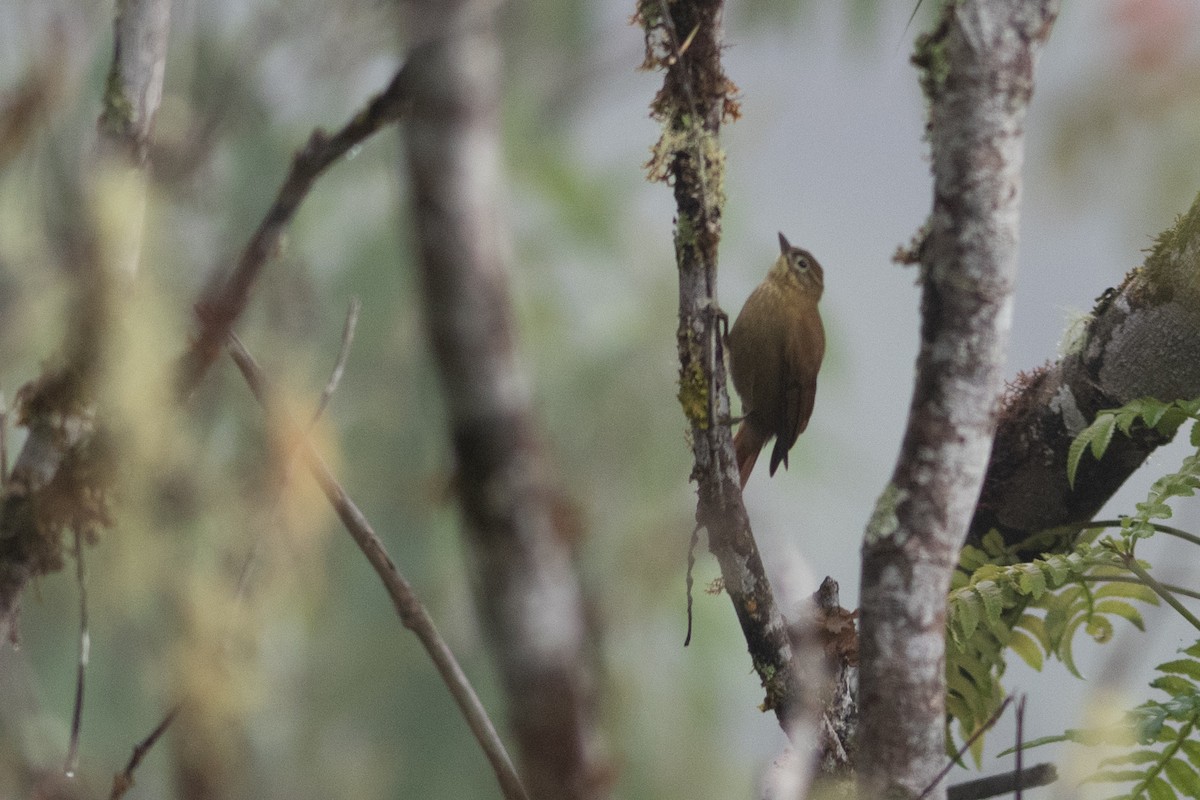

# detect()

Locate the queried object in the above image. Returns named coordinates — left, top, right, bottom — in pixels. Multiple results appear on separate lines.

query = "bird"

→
left=726, top=232, right=826, bottom=488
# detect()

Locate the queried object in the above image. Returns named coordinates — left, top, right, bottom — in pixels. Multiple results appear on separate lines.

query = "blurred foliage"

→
left=0, top=1, right=744, bottom=798
left=1047, top=0, right=1200, bottom=224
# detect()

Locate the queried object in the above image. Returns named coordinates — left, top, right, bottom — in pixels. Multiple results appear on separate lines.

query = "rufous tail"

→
left=733, top=422, right=768, bottom=488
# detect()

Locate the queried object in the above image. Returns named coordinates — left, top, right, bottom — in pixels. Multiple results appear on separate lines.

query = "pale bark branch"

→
left=858, top=3, right=1059, bottom=798
left=401, top=9, right=604, bottom=799
left=97, top=0, right=171, bottom=164
left=0, top=0, right=172, bottom=640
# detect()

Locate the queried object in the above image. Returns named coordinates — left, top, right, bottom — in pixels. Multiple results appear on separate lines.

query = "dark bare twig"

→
left=177, top=45, right=429, bottom=397
left=109, top=706, right=179, bottom=800
left=0, top=392, right=7, bottom=487
left=225, top=333, right=528, bottom=800
left=946, top=763, right=1057, bottom=800
left=65, top=529, right=88, bottom=777
left=918, top=696, right=1014, bottom=800
left=1014, top=695, right=1026, bottom=800
left=683, top=522, right=699, bottom=646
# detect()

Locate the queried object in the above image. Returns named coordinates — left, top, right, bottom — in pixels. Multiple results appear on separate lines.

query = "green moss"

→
left=97, top=61, right=135, bottom=140
left=911, top=12, right=952, bottom=102
left=1143, top=190, right=1200, bottom=304
left=677, top=355, right=709, bottom=429
left=865, top=483, right=908, bottom=544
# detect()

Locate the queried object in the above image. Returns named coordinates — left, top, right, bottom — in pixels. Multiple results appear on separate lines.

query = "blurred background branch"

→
left=401, top=4, right=606, bottom=799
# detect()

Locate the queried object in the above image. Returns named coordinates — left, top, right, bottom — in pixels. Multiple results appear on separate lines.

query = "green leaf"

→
left=1091, top=413, right=1118, bottom=460
left=1147, top=775, right=1177, bottom=800
left=1017, top=564, right=1047, bottom=599
left=1081, top=768, right=1149, bottom=785
left=1015, top=613, right=1050, bottom=651
left=973, top=581, right=1005, bottom=627
left=955, top=590, right=982, bottom=641
left=1008, top=629, right=1044, bottom=671
left=1068, top=427, right=1098, bottom=487
left=1094, top=599, right=1147, bottom=632
left=980, top=528, right=1008, bottom=558
left=1140, top=398, right=1171, bottom=430
left=1180, top=738, right=1200, bottom=769
left=957, top=545, right=990, bottom=575
left=1152, top=675, right=1199, bottom=698
left=997, top=733, right=1070, bottom=755
left=1157, top=659, right=1200, bottom=682
left=1191, top=419, right=1200, bottom=448
left=1099, top=749, right=1168, bottom=767
left=1183, top=641, right=1200, bottom=660
left=1164, top=757, right=1200, bottom=798
left=1086, top=614, right=1115, bottom=644
left=1094, top=580, right=1160, bottom=605
left=1042, top=554, right=1076, bottom=586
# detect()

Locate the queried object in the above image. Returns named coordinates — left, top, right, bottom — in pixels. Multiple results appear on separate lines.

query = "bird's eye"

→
left=794, top=256, right=808, bottom=270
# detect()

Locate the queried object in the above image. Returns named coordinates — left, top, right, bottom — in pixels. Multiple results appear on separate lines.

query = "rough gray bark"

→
left=401, top=9, right=605, bottom=800
left=637, top=0, right=806, bottom=732
left=971, top=192, right=1200, bottom=557
left=857, top=3, right=1059, bottom=798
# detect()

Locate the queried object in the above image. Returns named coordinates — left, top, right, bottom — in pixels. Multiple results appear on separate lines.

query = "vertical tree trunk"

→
left=401, top=8, right=605, bottom=799
left=857, top=3, right=1059, bottom=797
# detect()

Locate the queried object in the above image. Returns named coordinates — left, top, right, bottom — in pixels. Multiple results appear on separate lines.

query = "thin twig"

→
left=1014, top=694, right=1025, bottom=800
left=231, top=297, right=362, bottom=616
left=177, top=43, right=431, bottom=397
left=310, top=297, right=360, bottom=426
left=1081, top=575, right=1200, bottom=601
left=1123, top=556, right=1200, bottom=633
left=1082, top=519, right=1200, bottom=548
left=684, top=522, right=700, bottom=646
left=918, top=696, right=1014, bottom=800
left=225, top=333, right=528, bottom=800
left=0, top=391, right=7, bottom=487
left=109, top=706, right=179, bottom=800
left=65, top=528, right=88, bottom=777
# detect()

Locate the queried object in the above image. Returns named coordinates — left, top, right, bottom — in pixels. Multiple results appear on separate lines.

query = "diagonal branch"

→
left=972, top=192, right=1200, bottom=558
left=176, top=44, right=430, bottom=397
left=226, top=333, right=529, bottom=800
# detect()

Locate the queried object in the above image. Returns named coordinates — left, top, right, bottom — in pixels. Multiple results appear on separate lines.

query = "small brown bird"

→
left=727, top=232, right=826, bottom=488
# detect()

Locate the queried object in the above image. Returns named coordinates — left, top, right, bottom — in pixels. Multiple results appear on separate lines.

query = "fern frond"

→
left=1017, top=645, right=1200, bottom=799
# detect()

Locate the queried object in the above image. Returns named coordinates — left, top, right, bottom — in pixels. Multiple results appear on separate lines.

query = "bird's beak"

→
left=778, top=232, right=790, bottom=253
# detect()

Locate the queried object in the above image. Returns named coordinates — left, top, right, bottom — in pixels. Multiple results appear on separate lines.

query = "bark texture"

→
left=638, top=0, right=807, bottom=733
left=402, top=9, right=605, bottom=800
left=971, top=192, right=1200, bottom=557
left=858, top=3, right=1059, bottom=798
